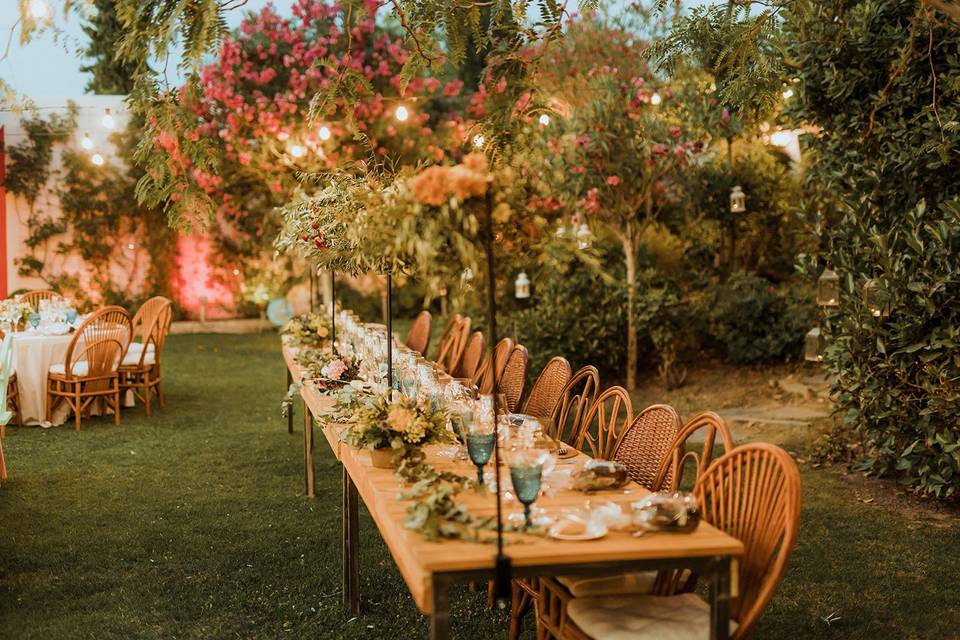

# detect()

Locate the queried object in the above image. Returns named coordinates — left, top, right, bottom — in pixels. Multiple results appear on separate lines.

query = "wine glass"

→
left=28, top=312, right=41, bottom=331
left=508, top=446, right=545, bottom=529
left=466, top=396, right=496, bottom=485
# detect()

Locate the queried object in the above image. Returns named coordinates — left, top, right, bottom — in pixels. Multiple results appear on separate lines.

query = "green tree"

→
left=79, top=0, right=143, bottom=95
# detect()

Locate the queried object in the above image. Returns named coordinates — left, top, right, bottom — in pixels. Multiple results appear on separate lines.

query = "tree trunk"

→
left=623, top=233, right=638, bottom=391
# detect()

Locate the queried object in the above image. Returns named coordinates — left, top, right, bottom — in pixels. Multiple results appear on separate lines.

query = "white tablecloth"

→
left=10, top=331, right=133, bottom=427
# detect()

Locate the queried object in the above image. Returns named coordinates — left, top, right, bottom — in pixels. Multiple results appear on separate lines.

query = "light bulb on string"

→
left=126, top=243, right=135, bottom=251
left=650, top=93, right=662, bottom=106
left=472, top=134, right=485, bottom=148
left=318, top=126, right=331, bottom=141
left=81, top=133, right=94, bottom=150
left=539, top=114, right=551, bottom=126
left=289, top=144, right=306, bottom=158
left=91, top=153, right=105, bottom=166
left=101, top=108, right=115, bottom=130
left=782, top=88, right=794, bottom=100
left=395, top=106, right=409, bottom=122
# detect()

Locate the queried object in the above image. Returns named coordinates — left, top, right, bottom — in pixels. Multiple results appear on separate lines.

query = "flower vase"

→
left=369, top=447, right=395, bottom=469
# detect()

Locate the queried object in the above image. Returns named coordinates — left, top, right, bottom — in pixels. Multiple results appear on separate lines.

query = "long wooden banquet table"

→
left=283, top=338, right=744, bottom=640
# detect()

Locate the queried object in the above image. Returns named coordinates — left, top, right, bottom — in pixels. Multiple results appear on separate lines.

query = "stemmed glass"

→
left=28, top=312, right=41, bottom=331
left=507, top=445, right=545, bottom=529
left=465, top=395, right=496, bottom=485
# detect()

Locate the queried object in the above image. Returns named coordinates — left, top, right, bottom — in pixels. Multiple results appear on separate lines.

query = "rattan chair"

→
left=651, top=411, right=735, bottom=493
left=0, top=328, right=21, bottom=428
left=119, top=298, right=173, bottom=416
left=521, top=356, right=572, bottom=425
left=433, top=314, right=460, bottom=361
left=0, top=334, right=13, bottom=479
left=612, top=404, right=682, bottom=490
left=20, top=289, right=58, bottom=311
left=472, top=337, right=514, bottom=394
left=453, top=331, right=485, bottom=379
left=573, top=386, right=633, bottom=460
left=498, top=344, right=529, bottom=412
left=435, top=315, right=471, bottom=373
left=47, top=306, right=131, bottom=431
left=536, top=443, right=801, bottom=640
left=405, top=310, right=432, bottom=356
left=549, top=366, right=600, bottom=445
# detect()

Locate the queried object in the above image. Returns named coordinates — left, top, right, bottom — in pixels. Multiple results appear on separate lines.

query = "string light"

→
left=395, top=106, right=409, bottom=122
left=782, top=88, right=794, bottom=100
left=472, top=134, right=485, bottom=148
left=232, top=269, right=241, bottom=276
left=29, top=0, right=49, bottom=19
left=81, top=133, right=94, bottom=150
left=770, top=130, right=792, bottom=147
left=318, top=126, right=331, bottom=141
left=538, top=114, right=550, bottom=126
left=127, top=243, right=135, bottom=250
left=91, top=153, right=105, bottom=166
left=650, top=93, right=662, bottom=106
left=289, top=144, right=306, bottom=158
left=101, top=108, right=115, bottom=130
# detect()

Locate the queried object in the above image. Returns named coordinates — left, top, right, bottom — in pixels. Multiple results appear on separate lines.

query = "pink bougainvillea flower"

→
left=606, top=175, right=621, bottom=186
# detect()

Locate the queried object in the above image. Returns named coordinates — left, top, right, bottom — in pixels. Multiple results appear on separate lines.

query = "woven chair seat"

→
left=567, top=593, right=738, bottom=640
left=126, top=342, right=155, bottom=355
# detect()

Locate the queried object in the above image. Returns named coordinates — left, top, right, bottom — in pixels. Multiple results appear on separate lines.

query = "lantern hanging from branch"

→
left=514, top=272, right=531, bottom=299
left=863, top=278, right=890, bottom=318
left=729, top=185, right=746, bottom=214
left=817, top=267, right=840, bottom=307
left=575, top=223, right=592, bottom=249
left=804, top=326, right=825, bottom=362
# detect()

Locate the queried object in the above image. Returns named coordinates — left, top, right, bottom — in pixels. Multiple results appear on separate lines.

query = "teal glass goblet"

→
left=65, top=309, right=78, bottom=324
left=28, top=313, right=41, bottom=330
left=509, top=462, right=544, bottom=529
left=466, top=431, right=495, bottom=485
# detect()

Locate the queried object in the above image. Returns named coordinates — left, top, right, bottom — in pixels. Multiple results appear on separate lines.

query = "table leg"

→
left=342, top=468, right=360, bottom=613
left=303, top=409, right=315, bottom=498
left=430, top=574, right=451, bottom=640
left=709, top=556, right=732, bottom=640
left=286, top=369, right=294, bottom=434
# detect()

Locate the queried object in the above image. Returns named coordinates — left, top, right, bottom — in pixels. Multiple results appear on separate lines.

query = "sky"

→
left=0, top=0, right=710, bottom=99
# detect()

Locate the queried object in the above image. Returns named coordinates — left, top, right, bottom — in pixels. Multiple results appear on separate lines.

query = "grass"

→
left=1, top=332, right=958, bottom=639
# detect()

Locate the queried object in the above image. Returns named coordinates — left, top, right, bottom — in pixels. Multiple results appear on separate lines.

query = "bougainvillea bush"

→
left=161, top=0, right=473, bottom=281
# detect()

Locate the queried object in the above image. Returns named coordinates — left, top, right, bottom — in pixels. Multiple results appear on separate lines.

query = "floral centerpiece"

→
left=0, top=299, right=32, bottom=327
left=295, top=348, right=361, bottom=390
left=282, top=312, right=332, bottom=349
left=341, top=393, right=451, bottom=468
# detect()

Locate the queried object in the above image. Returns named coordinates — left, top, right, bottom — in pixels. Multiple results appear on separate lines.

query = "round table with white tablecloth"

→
left=9, top=331, right=133, bottom=426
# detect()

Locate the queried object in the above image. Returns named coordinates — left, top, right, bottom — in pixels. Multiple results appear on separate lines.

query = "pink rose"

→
left=606, top=175, right=621, bottom=186
left=669, top=126, right=681, bottom=138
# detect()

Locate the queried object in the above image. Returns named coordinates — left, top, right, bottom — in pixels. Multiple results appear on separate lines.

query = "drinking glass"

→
left=28, top=312, right=41, bottom=330
left=65, top=309, right=78, bottom=325
left=466, top=430, right=496, bottom=485
left=509, top=462, right=543, bottom=529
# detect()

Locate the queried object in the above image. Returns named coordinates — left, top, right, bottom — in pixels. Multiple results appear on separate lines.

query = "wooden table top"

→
left=283, top=339, right=744, bottom=614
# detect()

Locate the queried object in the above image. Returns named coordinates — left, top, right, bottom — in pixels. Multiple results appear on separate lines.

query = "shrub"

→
left=706, top=272, right=814, bottom=365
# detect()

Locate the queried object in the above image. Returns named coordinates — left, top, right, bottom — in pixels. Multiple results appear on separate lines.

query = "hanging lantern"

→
left=514, top=272, right=531, bottom=299
left=729, top=185, right=746, bottom=214
left=817, top=267, right=840, bottom=307
left=804, top=327, right=825, bottom=362
left=576, top=223, right=592, bottom=249
left=863, top=278, right=890, bottom=318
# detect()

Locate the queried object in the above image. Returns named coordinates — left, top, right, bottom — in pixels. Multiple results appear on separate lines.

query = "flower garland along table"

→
left=279, top=338, right=744, bottom=640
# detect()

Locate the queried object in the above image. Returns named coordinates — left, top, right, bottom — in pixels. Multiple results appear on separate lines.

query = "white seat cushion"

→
left=49, top=361, right=90, bottom=377
left=127, top=342, right=155, bottom=355
left=567, top=593, right=737, bottom=640
left=122, top=349, right=156, bottom=366
left=558, top=572, right=658, bottom=598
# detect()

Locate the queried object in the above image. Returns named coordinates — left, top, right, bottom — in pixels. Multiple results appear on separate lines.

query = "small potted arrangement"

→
left=341, top=393, right=451, bottom=468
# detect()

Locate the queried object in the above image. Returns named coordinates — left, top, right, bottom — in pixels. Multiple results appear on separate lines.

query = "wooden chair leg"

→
left=143, top=374, right=152, bottom=417
left=75, top=390, right=82, bottom=432
left=114, top=384, right=121, bottom=426
left=508, top=582, right=534, bottom=640
left=157, top=375, right=165, bottom=409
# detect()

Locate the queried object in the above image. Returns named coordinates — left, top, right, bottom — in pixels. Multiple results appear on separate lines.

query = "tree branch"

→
left=922, top=0, right=960, bottom=24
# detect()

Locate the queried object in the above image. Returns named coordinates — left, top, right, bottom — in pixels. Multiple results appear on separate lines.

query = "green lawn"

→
left=1, top=333, right=957, bottom=639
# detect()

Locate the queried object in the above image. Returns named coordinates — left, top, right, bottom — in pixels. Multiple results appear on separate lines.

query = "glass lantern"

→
left=816, top=267, right=840, bottom=307
left=575, top=223, right=592, bottom=249
left=863, top=278, right=890, bottom=318
left=804, top=327, right=825, bottom=362
left=729, top=185, right=746, bottom=214
left=514, top=272, right=531, bottom=299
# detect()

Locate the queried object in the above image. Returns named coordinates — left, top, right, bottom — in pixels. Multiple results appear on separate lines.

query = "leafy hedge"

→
left=787, top=3, right=960, bottom=496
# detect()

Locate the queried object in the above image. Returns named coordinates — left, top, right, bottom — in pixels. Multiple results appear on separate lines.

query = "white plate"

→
left=549, top=520, right=609, bottom=541
left=42, top=323, right=70, bottom=336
